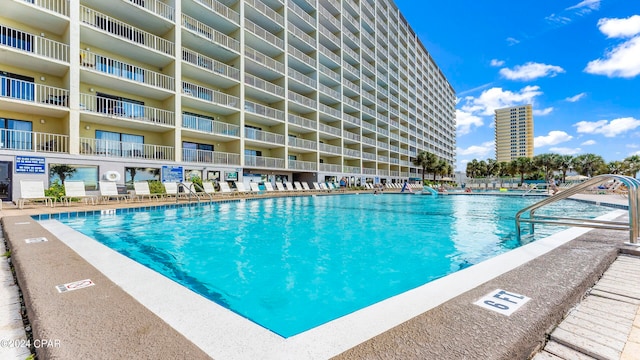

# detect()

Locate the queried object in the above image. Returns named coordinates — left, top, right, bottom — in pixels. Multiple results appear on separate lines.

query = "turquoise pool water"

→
left=58, top=194, right=612, bottom=337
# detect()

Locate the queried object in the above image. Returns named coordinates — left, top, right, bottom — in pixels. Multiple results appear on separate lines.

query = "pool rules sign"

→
left=474, top=289, right=530, bottom=316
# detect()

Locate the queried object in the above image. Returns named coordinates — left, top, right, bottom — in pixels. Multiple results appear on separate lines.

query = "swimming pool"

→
left=58, top=194, right=612, bottom=337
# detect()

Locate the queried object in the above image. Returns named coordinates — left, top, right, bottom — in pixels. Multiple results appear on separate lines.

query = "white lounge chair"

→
left=163, top=182, right=187, bottom=200
left=234, top=181, right=252, bottom=196
left=62, top=181, right=98, bottom=206
left=301, top=182, right=312, bottom=191
left=284, top=182, right=296, bottom=192
left=201, top=182, right=218, bottom=196
left=264, top=182, right=275, bottom=192
left=18, top=180, right=55, bottom=209
left=133, top=181, right=160, bottom=201
left=219, top=182, right=237, bottom=196
left=249, top=182, right=263, bottom=195
left=275, top=182, right=287, bottom=192
left=293, top=181, right=305, bottom=191
left=312, top=182, right=322, bottom=191
left=99, top=181, right=130, bottom=203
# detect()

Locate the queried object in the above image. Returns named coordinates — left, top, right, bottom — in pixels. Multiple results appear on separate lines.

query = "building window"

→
left=96, top=130, right=143, bottom=157
left=0, top=118, right=32, bottom=150
left=96, top=92, right=144, bottom=118
left=183, top=141, right=213, bottom=163
left=0, top=71, right=34, bottom=101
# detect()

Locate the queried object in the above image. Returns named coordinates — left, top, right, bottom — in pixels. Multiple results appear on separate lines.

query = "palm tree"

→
left=466, top=159, right=481, bottom=179
left=434, top=159, right=450, bottom=182
left=607, top=161, right=625, bottom=174
left=573, top=153, right=606, bottom=178
left=557, top=155, right=574, bottom=183
left=413, top=151, right=438, bottom=183
left=512, top=157, right=533, bottom=185
left=534, top=153, right=560, bottom=181
left=623, top=155, right=640, bottom=177
left=49, top=164, right=77, bottom=183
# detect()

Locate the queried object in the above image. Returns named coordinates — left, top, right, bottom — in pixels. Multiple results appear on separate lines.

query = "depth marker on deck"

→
left=25, top=237, right=48, bottom=244
left=56, top=279, right=95, bottom=293
left=474, top=289, right=530, bottom=316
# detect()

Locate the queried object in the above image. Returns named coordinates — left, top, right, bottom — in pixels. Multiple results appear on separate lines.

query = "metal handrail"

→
left=190, top=182, right=214, bottom=203
left=177, top=182, right=200, bottom=204
left=515, top=174, right=640, bottom=245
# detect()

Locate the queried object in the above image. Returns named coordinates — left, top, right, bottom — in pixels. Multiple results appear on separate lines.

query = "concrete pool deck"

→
left=1, top=192, right=639, bottom=359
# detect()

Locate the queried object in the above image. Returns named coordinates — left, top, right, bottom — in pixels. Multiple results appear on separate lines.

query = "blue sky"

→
left=393, top=0, right=640, bottom=171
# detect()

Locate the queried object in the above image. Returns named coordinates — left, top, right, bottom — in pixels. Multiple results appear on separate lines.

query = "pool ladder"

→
left=515, top=174, right=640, bottom=245
left=176, top=182, right=213, bottom=205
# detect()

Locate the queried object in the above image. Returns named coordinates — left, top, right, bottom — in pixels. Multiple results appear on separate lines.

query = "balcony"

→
left=288, top=68, right=317, bottom=89
left=344, top=149, right=361, bottom=158
left=245, top=19, right=284, bottom=50
left=344, top=165, right=361, bottom=174
left=0, top=76, right=69, bottom=117
left=0, top=128, right=68, bottom=154
left=79, top=137, right=174, bottom=161
left=245, top=155, right=285, bottom=169
left=182, top=14, right=240, bottom=54
left=362, top=167, right=376, bottom=175
left=319, top=104, right=341, bottom=119
left=288, top=136, right=317, bottom=150
left=79, top=93, right=175, bottom=128
left=344, top=130, right=360, bottom=142
left=245, top=46, right=285, bottom=74
left=189, top=0, right=240, bottom=25
left=343, top=113, right=360, bottom=126
left=182, top=81, right=240, bottom=114
left=318, top=122, right=340, bottom=136
left=244, top=101, right=285, bottom=124
left=80, top=50, right=174, bottom=98
left=288, top=90, right=316, bottom=109
left=183, top=148, right=240, bottom=165
left=319, top=163, right=341, bottom=172
left=245, top=73, right=285, bottom=98
left=244, top=127, right=285, bottom=145
left=319, top=143, right=341, bottom=155
left=182, top=48, right=241, bottom=83
left=0, top=25, right=69, bottom=76
left=289, top=159, right=317, bottom=171
left=80, top=6, right=174, bottom=67
left=288, top=45, right=315, bottom=69
left=288, top=114, right=317, bottom=131
left=4, top=0, right=68, bottom=36
left=245, top=0, right=285, bottom=27
left=181, top=113, right=240, bottom=137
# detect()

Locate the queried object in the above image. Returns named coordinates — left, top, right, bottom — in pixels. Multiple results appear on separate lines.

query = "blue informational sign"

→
left=161, top=165, right=183, bottom=183
left=15, top=156, right=46, bottom=174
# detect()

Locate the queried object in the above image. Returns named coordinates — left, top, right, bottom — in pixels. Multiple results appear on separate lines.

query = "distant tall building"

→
left=494, top=104, right=534, bottom=163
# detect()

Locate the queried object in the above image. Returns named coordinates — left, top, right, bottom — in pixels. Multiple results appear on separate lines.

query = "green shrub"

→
left=148, top=180, right=165, bottom=194
left=45, top=180, right=65, bottom=201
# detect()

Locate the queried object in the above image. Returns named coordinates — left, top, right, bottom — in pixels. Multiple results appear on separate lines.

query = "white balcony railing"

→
left=288, top=45, right=315, bottom=68
left=244, top=101, right=285, bottom=122
left=127, top=0, right=174, bottom=21
left=181, top=113, right=240, bottom=137
left=344, top=149, right=360, bottom=157
left=362, top=167, right=376, bottom=175
left=245, top=0, right=284, bottom=26
left=0, top=25, right=69, bottom=63
left=79, top=137, right=174, bottom=161
left=288, top=114, right=317, bottom=130
left=288, top=136, right=317, bottom=150
left=182, top=14, right=240, bottom=53
left=182, top=48, right=240, bottom=80
left=319, top=163, right=341, bottom=172
left=344, top=165, right=360, bottom=174
left=287, top=0, right=315, bottom=27
left=1, top=76, right=69, bottom=107
left=25, top=0, right=69, bottom=16
left=245, top=20, right=284, bottom=49
left=80, top=6, right=174, bottom=56
left=319, top=143, right=341, bottom=155
left=319, top=103, right=341, bottom=118
left=183, top=149, right=241, bottom=165
left=288, top=91, right=316, bottom=108
left=245, top=74, right=285, bottom=97
left=288, top=22, right=315, bottom=47
left=289, top=159, right=317, bottom=171
left=0, top=128, right=69, bottom=153
left=245, top=46, right=285, bottom=73
left=182, top=82, right=240, bottom=109
left=79, top=93, right=175, bottom=126
left=318, top=123, right=340, bottom=136
left=194, top=0, right=240, bottom=24
left=245, top=155, right=285, bottom=168
left=80, top=50, right=174, bottom=91
left=244, top=128, right=285, bottom=145
left=288, top=68, right=316, bottom=88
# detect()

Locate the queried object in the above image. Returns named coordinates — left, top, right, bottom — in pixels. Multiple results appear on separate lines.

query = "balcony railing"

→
left=127, top=0, right=174, bottom=21
left=319, top=84, right=340, bottom=99
left=1, top=76, right=69, bottom=108
left=319, top=64, right=340, bottom=82
left=288, top=68, right=316, bottom=88
left=344, top=165, right=360, bottom=174
left=244, top=128, right=285, bottom=145
left=245, top=155, right=285, bottom=168
left=182, top=82, right=240, bottom=109
left=287, top=0, right=315, bottom=27
left=182, top=48, right=240, bottom=80
left=362, top=167, right=376, bottom=175
left=344, top=148, right=360, bottom=157
left=245, top=20, right=284, bottom=49
left=288, top=136, right=317, bottom=150
left=288, top=45, right=315, bottom=68
left=194, top=0, right=240, bottom=24
left=79, top=137, right=174, bottom=161
left=245, top=74, right=285, bottom=97
left=319, top=143, right=341, bottom=155
left=181, top=113, right=240, bottom=137
left=183, top=149, right=240, bottom=165
left=24, top=0, right=69, bottom=16
left=344, top=130, right=360, bottom=141
left=0, top=25, right=69, bottom=62
left=0, top=128, right=68, bottom=153
left=245, top=0, right=284, bottom=26
left=182, top=14, right=240, bottom=53
left=79, top=93, right=175, bottom=126
left=288, top=91, right=316, bottom=108
left=289, top=159, right=317, bottom=171
left=245, top=46, right=285, bottom=73
left=319, top=163, right=341, bottom=172
left=288, top=22, right=315, bottom=47
left=80, top=50, right=174, bottom=91
left=80, top=6, right=174, bottom=56
left=288, top=114, right=317, bottom=130
left=319, top=103, right=341, bottom=118
left=244, top=101, right=285, bottom=121
left=318, top=123, right=340, bottom=136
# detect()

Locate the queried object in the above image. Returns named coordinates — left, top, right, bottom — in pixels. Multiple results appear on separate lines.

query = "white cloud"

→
left=457, top=141, right=494, bottom=157
left=506, top=37, right=520, bottom=46
left=585, top=17, right=640, bottom=78
left=574, top=117, right=640, bottom=137
left=500, top=62, right=565, bottom=81
left=581, top=140, right=597, bottom=146
left=549, top=147, right=582, bottom=155
left=565, top=93, right=587, bottom=102
left=631, top=150, right=640, bottom=156
left=627, top=144, right=639, bottom=149
left=534, top=131, right=573, bottom=148
left=533, top=107, right=553, bottom=116
left=597, top=15, right=640, bottom=38
left=566, top=0, right=600, bottom=12
left=545, top=13, right=572, bottom=25
left=456, top=109, right=483, bottom=136
left=460, top=86, right=543, bottom=116
left=490, top=59, right=505, bottom=67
